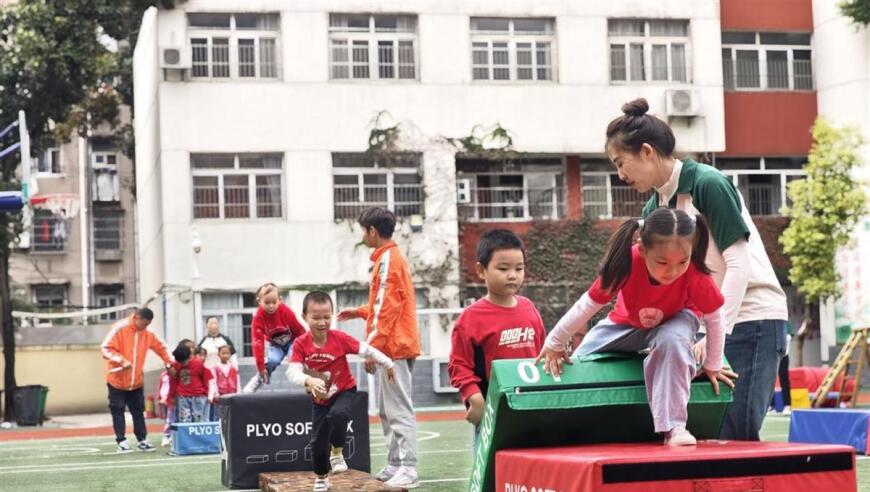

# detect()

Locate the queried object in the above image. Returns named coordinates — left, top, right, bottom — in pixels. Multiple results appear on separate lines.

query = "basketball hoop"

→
left=30, top=193, right=80, bottom=219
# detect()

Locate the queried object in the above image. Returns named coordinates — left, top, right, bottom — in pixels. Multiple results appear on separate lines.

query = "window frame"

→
left=580, top=171, right=652, bottom=219
left=188, top=13, right=281, bottom=80
left=721, top=32, right=813, bottom=91
left=34, top=147, right=62, bottom=176
left=190, top=153, right=285, bottom=220
left=32, top=284, right=67, bottom=308
left=328, top=14, right=419, bottom=81
left=332, top=165, right=424, bottom=219
left=608, top=19, right=691, bottom=84
left=201, top=292, right=258, bottom=357
left=95, top=285, right=124, bottom=321
left=457, top=170, right=565, bottom=222
left=470, top=17, right=557, bottom=83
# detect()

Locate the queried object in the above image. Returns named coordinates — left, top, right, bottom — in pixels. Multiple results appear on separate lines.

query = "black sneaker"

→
left=137, top=440, right=156, bottom=452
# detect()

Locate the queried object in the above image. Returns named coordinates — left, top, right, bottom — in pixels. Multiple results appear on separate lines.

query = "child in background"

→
left=288, top=291, right=395, bottom=492
left=242, top=282, right=307, bottom=393
left=449, top=229, right=545, bottom=439
left=194, top=347, right=207, bottom=363
left=169, top=343, right=214, bottom=423
left=158, top=368, right=174, bottom=447
left=212, top=345, right=241, bottom=405
left=536, top=208, right=735, bottom=446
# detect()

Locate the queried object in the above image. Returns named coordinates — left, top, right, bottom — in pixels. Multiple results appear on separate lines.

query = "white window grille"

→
left=608, top=19, right=690, bottom=83
left=202, top=292, right=258, bottom=357
left=92, top=152, right=120, bottom=202
left=31, top=211, right=67, bottom=252
left=721, top=32, right=813, bottom=91
left=581, top=172, right=651, bottom=219
left=332, top=153, right=423, bottom=219
left=471, top=18, right=555, bottom=82
left=191, top=153, right=284, bottom=220
left=329, top=14, right=418, bottom=80
left=95, top=285, right=124, bottom=321
left=716, top=157, right=807, bottom=216
left=33, top=285, right=66, bottom=308
left=35, top=148, right=61, bottom=175
left=93, top=207, right=124, bottom=254
left=458, top=172, right=564, bottom=222
left=188, top=13, right=280, bottom=79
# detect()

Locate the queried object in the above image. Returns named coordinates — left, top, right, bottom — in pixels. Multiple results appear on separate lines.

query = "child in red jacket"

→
left=169, top=343, right=213, bottom=423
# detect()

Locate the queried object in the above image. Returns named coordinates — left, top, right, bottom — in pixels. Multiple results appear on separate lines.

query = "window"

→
left=581, top=172, right=651, bottom=219
left=715, top=157, right=807, bottom=216
left=337, top=288, right=431, bottom=354
left=202, top=292, right=258, bottom=357
left=33, top=285, right=66, bottom=308
left=93, top=207, right=123, bottom=255
left=457, top=161, right=564, bottom=221
left=95, top=285, right=124, bottom=321
left=191, top=153, right=283, bottom=220
left=31, top=211, right=67, bottom=252
left=329, top=14, right=418, bottom=80
left=332, top=153, right=423, bottom=219
left=721, top=32, right=813, bottom=90
left=470, top=18, right=555, bottom=81
left=35, top=148, right=61, bottom=175
left=92, top=152, right=120, bottom=202
left=188, top=13, right=280, bottom=79
left=608, top=19, right=690, bottom=83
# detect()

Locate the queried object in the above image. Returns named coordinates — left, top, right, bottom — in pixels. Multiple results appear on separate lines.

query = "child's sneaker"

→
left=116, top=439, right=132, bottom=453
left=161, top=435, right=171, bottom=447
left=137, top=440, right=157, bottom=452
left=242, top=374, right=263, bottom=393
left=313, top=476, right=330, bottom=492
left=375, top=464, right=399, bottom=482
left=665, top=425, right=697, bottom=446
left=385, top=466, right=419, bottom=489
left=329, top=449, right=348, bottom=473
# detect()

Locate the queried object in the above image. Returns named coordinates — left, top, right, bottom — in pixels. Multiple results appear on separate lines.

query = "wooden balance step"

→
left=259, top=470, right=408, bottom=492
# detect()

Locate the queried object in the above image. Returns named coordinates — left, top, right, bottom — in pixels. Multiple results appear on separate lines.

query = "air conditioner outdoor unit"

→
left=456, top=178, right=472, bottom=204
left=159, top=46, right=191, bottom=69
left=665, top=89, right=700, bottom=117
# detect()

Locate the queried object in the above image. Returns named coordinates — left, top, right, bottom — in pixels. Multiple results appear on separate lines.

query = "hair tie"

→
left=637, top=218, right=645, bottom=228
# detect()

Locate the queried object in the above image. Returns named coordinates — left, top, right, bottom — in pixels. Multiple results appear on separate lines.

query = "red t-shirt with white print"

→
left=588, top=244, right=724, bottom=329
left=290, top=329, right=360, bottom=406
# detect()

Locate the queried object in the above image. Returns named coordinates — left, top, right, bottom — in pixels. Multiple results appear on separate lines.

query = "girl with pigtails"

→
left=536, top=207, right=736, bottom=446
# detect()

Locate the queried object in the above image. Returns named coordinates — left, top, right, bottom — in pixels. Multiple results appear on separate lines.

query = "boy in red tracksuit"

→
left=212, top=345, right=240, bottom=400
left=242, top=282, right=307, bottom=393
left=449, top=229, right=545, bottom=446
left=169, top=343, right=214, bottom=423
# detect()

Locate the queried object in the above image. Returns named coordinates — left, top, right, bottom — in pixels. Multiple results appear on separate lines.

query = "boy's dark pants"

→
left=310, top=389, right=357, bottom=476
left=107, top=383, right=147, bottom=443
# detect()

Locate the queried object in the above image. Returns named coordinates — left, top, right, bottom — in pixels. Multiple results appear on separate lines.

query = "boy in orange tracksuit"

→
left=337, top=207, right=421, bottom=488
left=100, top=307, right=175, bottom=453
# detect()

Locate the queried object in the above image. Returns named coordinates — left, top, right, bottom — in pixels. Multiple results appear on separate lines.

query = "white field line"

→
left=0, top=454, right=217, bottom=471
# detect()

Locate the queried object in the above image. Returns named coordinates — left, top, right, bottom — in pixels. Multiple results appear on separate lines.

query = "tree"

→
left=0, top=0, right=173, bottom=422
left=840, top=0, right=870, bottom=26
left=780, top=118, right=868, bottom=364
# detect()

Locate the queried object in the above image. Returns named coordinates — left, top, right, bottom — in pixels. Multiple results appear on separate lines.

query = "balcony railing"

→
left=333, top=183, right=424, bottom=219
left=582, top=184, right=651, bottom=219
left=458, top=186, right=565, bottom=221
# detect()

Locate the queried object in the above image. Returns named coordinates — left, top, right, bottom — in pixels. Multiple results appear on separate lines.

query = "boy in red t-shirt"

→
left=242, top=282, right=307, bottom=393
left=287, top=291, right=395, bottom=492
left=169, top=343, right=213, bottom=423
left=449, top=229, right=546, bottom=444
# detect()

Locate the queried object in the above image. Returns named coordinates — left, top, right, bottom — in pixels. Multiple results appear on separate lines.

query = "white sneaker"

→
left=781, top=406, right=792, bottom=416
left=161, top=435, right=171, bottom=447
left=242, top=374, right=263, bottom=394
left=116, top=439, right=132, bottom=453
left=329, top=451, right=348, bottom=473
left=385, top=466, right=419, bottom=489
left=313, top=476, right=329, bottom=492
left=665, top=425, right=697, bottom=446
left=375, top=464, right=399, bottom=482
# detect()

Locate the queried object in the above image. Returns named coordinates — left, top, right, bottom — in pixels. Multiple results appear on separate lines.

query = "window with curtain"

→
left=188, top=13, right=280, bottom=79
left=471, top=17, right=555, bottom=82
left=329, top=14, right=418, bottom=81
left=608, top=19, right=690, bottom=83
left=191, top=153, right=283, bottom=220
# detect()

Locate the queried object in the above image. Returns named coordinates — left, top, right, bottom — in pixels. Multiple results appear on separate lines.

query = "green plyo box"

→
left=468, top=353, right=733, bottom=492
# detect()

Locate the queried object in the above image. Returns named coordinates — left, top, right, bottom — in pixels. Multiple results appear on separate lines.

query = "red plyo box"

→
left=496, top=441, right=855, bottom=492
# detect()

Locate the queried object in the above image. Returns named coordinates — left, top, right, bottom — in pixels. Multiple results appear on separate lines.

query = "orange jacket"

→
left=101, top=315, right=172, bottom=391
left=352, top=242, right=420, bottom=360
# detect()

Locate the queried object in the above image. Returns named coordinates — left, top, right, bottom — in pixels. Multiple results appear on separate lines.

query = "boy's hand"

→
left=364, top=358, right=377, bottom=374
left=260, top=369, right=270, bottom=384
left=533, top=347, right=573, bottom=377
left=336, top=308, right=360, bottom=321
left=122, top=359, right=132, bottom=369
left=305, top=377, right=326, bottom=397
left=465, top=393, right=485, bottom=426
left=159, top=397, right=167, bottom=405
left=386, top=367, right=396, bottom=383
left=701, top=367, right=738, bottom=396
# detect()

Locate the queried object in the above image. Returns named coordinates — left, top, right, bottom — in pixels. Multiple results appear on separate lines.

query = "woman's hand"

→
left=701, top=366, right=738, bottom=396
